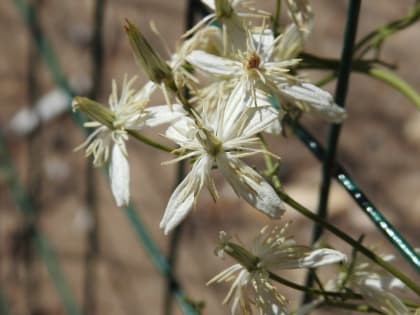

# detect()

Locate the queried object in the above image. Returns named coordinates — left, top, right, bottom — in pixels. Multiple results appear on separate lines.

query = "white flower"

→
left=331, top=252, right=409, bottom=315
left=160, top=83, right=284, bottom=234
left=208, top=223, right=347, bottom=315
left=187, top=25, right=346, bottom=123
left=73, top=76, right=185, bottom=207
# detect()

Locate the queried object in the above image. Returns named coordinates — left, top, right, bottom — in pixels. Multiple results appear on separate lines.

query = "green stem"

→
left=367, top=67, right=420, bottom=109
left=354, top=3, right=420, bottom=57
left=320, top=300, right=380, bottom=313
left=127, top=129, right=174, bottom=153
left=268, top=272, right=360, bottom=299
left=272, top=0, right=282, bottom=37
left=275, top=189, right=420, bottom=295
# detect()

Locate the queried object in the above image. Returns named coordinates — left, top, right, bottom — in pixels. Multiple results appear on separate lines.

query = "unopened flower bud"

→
left=124, top=20, right=173, bottom=85
left=72, top=96, right=114, bottom=129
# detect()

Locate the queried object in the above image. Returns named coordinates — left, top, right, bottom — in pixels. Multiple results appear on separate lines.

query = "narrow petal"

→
left=298, top=248, right=347, bottom=268
left=187, top=50, right=241, bottom=76
left=358, top=284, right=409, bottom=315
left=216, top=153, right=285, bottom=218
left=110, top=144, right=130, bottom=207
left=160, top=155, right=212, bottom=234
left=144, top=104, right=185, bottom=127
left=278, top=82, right=347, bottom=123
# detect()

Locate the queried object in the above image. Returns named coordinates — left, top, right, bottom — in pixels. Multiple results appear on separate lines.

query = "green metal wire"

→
left=0, top=136, right=85, bottom=315
left=313, top=0, right=361, bottom=247
left=290, top=120, right=420, bottom=270
left=12, top=0, right=199, bottom=314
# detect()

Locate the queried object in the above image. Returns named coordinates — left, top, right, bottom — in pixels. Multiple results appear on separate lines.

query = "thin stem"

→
left=268, top=272, right=360, bottom=299
left=276, top=189, right=420, bottom=295
left=354, top=3, right=420, bottom=57
left=368, top=67, right=420, bottom=109
left=272, top=0, right=282, bottom=37
left=127, top=130, right=174, bottom=153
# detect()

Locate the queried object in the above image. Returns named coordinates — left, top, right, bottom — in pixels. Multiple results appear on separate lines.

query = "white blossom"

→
left=209, top=223, right=347, bottom=315
left=160, top=83, right=284, bottom=234
left=330, top=252, right=409, bottom=315
left=73, top=76, right=184, bottom=207
left=187, top=25, right=346, bottom=123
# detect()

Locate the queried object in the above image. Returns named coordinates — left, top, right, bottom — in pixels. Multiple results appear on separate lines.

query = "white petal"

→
left=160, top=155, right=211, bottom=234
left=216, top=153, right=285, bottom=218
left=144, top=104, right=185, bottom=127
left=110, top=145, right=130, bottom=207
left=251, top=28, right=275, bottom=60
left=298, top=248, right=347, bottom=268
left=358, top=284, right=409, bottom=315
left=275, top=24, right=304, bottom=59
left=278, top=82, right=347, bottom=123
left=165, top=116, right=198, bottom=146
left=187, top=50, right=241, bottom=76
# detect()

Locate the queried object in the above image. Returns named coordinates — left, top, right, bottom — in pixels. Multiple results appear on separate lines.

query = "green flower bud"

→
left=72, top=96, right=114, bottom=129
left=124, top=20, right=173, bottom=85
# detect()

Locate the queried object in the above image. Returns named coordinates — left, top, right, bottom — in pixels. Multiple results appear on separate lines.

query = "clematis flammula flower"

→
left=187, top=24, right=346, bottom=123
left=208, top=223, right=347, bottom=315
left=330, top=252, right=409, bottom=315
left=73, top=76, right=184, bottom=207
left=160, top=83, right=284, bottom=234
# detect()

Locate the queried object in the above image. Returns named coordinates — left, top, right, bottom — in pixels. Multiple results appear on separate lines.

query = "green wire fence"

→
left=1, top=0, right=419, bottom=315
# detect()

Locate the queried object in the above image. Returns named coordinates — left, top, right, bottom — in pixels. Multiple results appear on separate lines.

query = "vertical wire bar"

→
left=164, top=1, right=197, bottom=314
left=304, top=0, right=362, bottom=302
left=24, top=0, right=42, bottom=312
left=83, top=1, right=106, bottom=314
left=313, top=0, right=361, bottom=243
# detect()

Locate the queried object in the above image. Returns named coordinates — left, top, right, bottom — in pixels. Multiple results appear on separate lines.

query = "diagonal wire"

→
left=0, top=135, right=85, bottom=315
left=12, top=0, right=199, bottom=313
left=290, top=120, right=420, bottom=270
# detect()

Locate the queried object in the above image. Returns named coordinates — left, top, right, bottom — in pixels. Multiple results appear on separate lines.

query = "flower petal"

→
left=187, top=50, right=241, bottom=76
left=160, top=155, right=212, bottom=234
left=216, top=153, right=285, bottom=218
left=144, top=104, right=185, bottom=127
left=110, top=144, right=130, bottom=207
left=298, top=248, right=347, bottom=268
left=278, top=82, right=347, bottom=123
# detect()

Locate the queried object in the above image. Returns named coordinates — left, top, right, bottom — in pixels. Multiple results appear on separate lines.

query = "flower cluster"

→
left=209, top=223, right=347, bottom=314
left=69, top=1, right=420, bottom=314
left=73, top=0, right=345, bottom=233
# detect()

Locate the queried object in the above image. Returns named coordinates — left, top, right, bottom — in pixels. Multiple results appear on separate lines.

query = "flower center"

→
left=196, top=128, right=223, bottom=157
left=245, top=51, right=261, bottom=70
